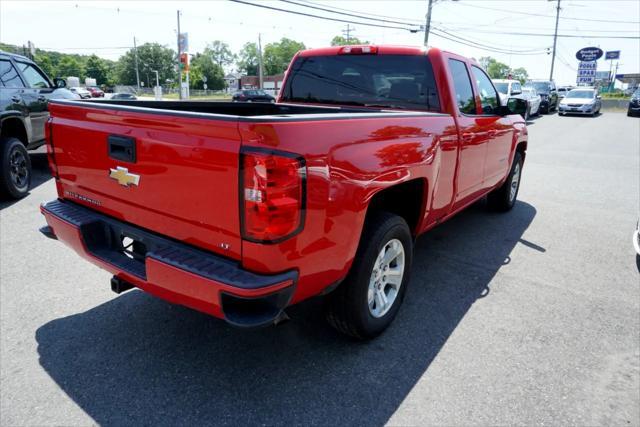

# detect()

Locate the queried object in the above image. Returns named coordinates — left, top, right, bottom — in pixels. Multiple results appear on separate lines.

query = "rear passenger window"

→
left=448, top=59, right=476, bottom=115
left=471, top=66, right=500, bottom=115
left=0, top=59, right=24, bottom=88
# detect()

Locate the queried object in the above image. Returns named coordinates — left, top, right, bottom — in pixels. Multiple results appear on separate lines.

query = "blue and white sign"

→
left=576, top=47, right=603, bottom=61
left=605, top=50, right=620, bottom=60
left=577, top=61, right=597, bottom=85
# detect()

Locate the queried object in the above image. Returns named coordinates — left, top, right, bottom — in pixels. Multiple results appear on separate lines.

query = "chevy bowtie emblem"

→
left=109, top=166, right=140, bottom=187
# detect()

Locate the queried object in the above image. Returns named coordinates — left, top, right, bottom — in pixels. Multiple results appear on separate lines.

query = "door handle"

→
left=461, top=132, right=473, bottom=142
left=38, top=95, right=47, bottom=102
left=487, top=129, right=498, bottom=137
left=11, top=95, right=21, bottom=103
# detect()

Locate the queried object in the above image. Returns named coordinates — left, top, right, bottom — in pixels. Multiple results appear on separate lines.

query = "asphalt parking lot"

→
left=1, top=111, right=639, bottom=426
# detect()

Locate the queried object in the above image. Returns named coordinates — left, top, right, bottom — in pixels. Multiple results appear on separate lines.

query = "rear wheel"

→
left=0, top=137, right=31, bottom=199
left=325, top=212, right=413, bottom=339
left=487, top=151, right=523, bottom=212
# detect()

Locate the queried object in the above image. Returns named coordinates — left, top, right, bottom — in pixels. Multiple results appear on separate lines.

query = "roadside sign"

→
left=577, top=61, right=596, bottom=85
left=595, top=71, right=610, bottom=81
left=576, top=47, right=603, bottom=62
left=203, top=83, right=208, bottom=90
left=179, top=33, right=189, bottom=53
left=605, top=51, right=620, bottom=60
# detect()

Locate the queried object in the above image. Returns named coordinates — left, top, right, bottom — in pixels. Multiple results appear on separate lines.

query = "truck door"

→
left=447, top=58, right=490, bottom=209
left=469, top=66, right=514, bottom=189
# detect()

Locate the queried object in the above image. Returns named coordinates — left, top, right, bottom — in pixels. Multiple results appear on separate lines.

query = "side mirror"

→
left=596, top=95, right=601, bottom=99
left=53, top=78, right=66, bottom=88
left=503, top=97, right=528, bottom=116
left=511, top=90, right=522, bottom=96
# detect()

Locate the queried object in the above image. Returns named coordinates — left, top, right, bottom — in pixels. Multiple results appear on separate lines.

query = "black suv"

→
left=0, top=51, right=70, bottom=199
left=526, top=80, right=558, bottom=113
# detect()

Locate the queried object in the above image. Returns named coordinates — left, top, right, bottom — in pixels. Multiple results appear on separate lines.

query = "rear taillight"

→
left=44, top=118, right=59, bottom=179
left=338, top=46, right=378, bottom=55
left=241, top=148, right=306, bottom=243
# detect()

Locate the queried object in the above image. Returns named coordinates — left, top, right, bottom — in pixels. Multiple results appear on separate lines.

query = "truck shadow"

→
left=0, top=152, right=53, bottom=209
left=35, top=200, right=538, bottom=426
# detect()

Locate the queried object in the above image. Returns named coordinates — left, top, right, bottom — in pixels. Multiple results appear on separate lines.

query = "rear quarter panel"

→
left=238, top=114, right=457, bottom=302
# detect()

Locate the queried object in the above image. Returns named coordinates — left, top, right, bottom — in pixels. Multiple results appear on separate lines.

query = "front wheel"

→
left=487, top=151, right=523, bottom=212
left=325, top=212, right=413, bottom=339
left=0, top=137, right=31, bottom=199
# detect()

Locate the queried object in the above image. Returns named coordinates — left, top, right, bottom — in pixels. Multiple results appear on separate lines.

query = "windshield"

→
left=494, top=82, right=509, bottom=94
left=281, top=54, right=440, bottom=111
left=531, top=82, right=550, bottom=93
left=522, top=88, right=535, bottom=96
left=633, top=89, right=640, bottom=97
left=566, top=90, right=594, bottom=99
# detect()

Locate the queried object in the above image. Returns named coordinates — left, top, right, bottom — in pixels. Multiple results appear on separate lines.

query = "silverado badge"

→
left=109, top=166, right=140, bottom=187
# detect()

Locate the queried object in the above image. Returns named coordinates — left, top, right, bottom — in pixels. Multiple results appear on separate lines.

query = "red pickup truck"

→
left=40, top=46, right=527, bottom=339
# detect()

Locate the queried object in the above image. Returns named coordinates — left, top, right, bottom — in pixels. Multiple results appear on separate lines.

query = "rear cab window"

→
left=281, top=54, right=440, bottom=112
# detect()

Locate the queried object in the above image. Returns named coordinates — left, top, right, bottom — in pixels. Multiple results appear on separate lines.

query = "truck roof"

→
left=297, top=45, right=430, bottom=57
left=0, top=50, right=33, bottom=62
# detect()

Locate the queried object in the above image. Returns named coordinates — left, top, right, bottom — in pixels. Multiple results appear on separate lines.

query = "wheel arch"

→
left=0, top=115, right=29, bottom=147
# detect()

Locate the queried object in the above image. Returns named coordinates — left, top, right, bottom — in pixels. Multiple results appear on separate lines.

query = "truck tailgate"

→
left=48, top=102, right=242, bottom=260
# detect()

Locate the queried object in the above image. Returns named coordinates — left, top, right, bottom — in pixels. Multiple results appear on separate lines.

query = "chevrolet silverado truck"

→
left=39, top=46, right=528, bottom=339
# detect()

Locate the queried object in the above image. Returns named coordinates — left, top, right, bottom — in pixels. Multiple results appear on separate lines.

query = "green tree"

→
left=237, top=42, right=259, bottom=75
left=479, top=56, right=510, bottom=79
left=84, top=54, right=111, bottom=85
left=207, top=41, right=235, bottom=68
left=57, top=56, right=84, bottom=79
left=116, top=43, right=175, bottom=86
left=190, top=52, right=225, bottom=90
left=263, top=38, right=305, bottom=75
left=34, top=54, right=55, bottom=78
left=330, top=35, right=369, bottom=46
left=511, top=67, right=529, bottom=84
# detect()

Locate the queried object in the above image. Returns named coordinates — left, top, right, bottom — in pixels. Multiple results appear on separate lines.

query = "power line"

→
left=429, top=29, right=549, bottom=56
left=293, top=0, right=424, bottom=24
left=448, top=30, right=640, bottom=39
left=228, top=0, right=419, bottom=32
left=433, top=27, right=549, bottom=53
left=455, top=2, right=640, bottom=24
left=279, top=0, right=420, bottom=27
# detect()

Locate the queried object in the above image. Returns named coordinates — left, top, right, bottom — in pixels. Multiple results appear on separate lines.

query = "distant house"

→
left=240, top=74, right=285, bottom=96
left=224, top=73, right=241, bottom=93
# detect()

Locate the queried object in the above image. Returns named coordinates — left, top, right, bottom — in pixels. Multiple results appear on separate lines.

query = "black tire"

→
left=324, top=212, right=413, bottom=339
left=0, top=137, right=31, bottom=199
left=487, top=151, right=523, bottom=212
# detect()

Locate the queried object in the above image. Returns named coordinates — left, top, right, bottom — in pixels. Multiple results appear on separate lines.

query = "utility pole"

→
left=423, top=0, right=434, bottom=47
left=549, top=0, right=561, bottom=81
left=342, top=24, right=353, bottom=43
left=258, top=33, right=264, bottom=89
left=177, top=10, right=183, bottom=100
left=133, top=37, right=140, bottom=90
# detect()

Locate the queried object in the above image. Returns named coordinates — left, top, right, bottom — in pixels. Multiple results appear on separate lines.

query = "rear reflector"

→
left=241, top=148, right=306, bottom=243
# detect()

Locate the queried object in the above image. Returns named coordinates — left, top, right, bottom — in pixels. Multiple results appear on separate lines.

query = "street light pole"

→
left=549, top=0, right=561, bottom=81
left=423, top=0, right=433, bottom=47
left=258, top=33, right=264, bottom=90
left=177, top=10, right=182, bottom=100
left=133, top=36, right=140, bottom=90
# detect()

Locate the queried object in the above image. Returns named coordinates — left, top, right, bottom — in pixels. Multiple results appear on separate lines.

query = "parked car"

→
left=86, top=86, right=104, bottom=98
left=110, top=93, right=137, bottom=100
left=520, top=87, right=541, bottom=117
left=0, top=50, right=68, bottom=198
left=68, top=87, right=91, bottom=99
left=557, top=86, right=574, bottom=100
left=634, top=218, right=640, bottom=257
left=493, top=79, right=523, bottom=101
left=627, top=88, right=640, bottom=117
left=40, top=45, right=528, bottom=339
left=526, top=80, right=558, bottom=113
left=232, top=89, right=275, bottom=103
left=558, top=87, right=601, bottom=116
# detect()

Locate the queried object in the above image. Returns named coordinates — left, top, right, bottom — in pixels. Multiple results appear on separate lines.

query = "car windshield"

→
left=567, top=90, right=594, bottom=99
left=633, top=89, right=640, bottom=97
left=494, top=82, right=509, bottom=94
left=531, top=82, right=550, bottom=93
left=256, top=90, right=267, bottom=95
left=281, top=54, right=440, bottom=111
left=522, top=88, right=535, bottom=96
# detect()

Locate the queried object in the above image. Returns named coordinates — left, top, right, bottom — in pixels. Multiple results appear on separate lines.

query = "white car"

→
left=634, top=219, right=640, bottom=257
left=493, top=79, right=524, bottom=104
left=521, top=87, right=541, bottom=116
left=68, top=87, right=91, bottom=99
left=558, top=87, right=602, bottom=116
